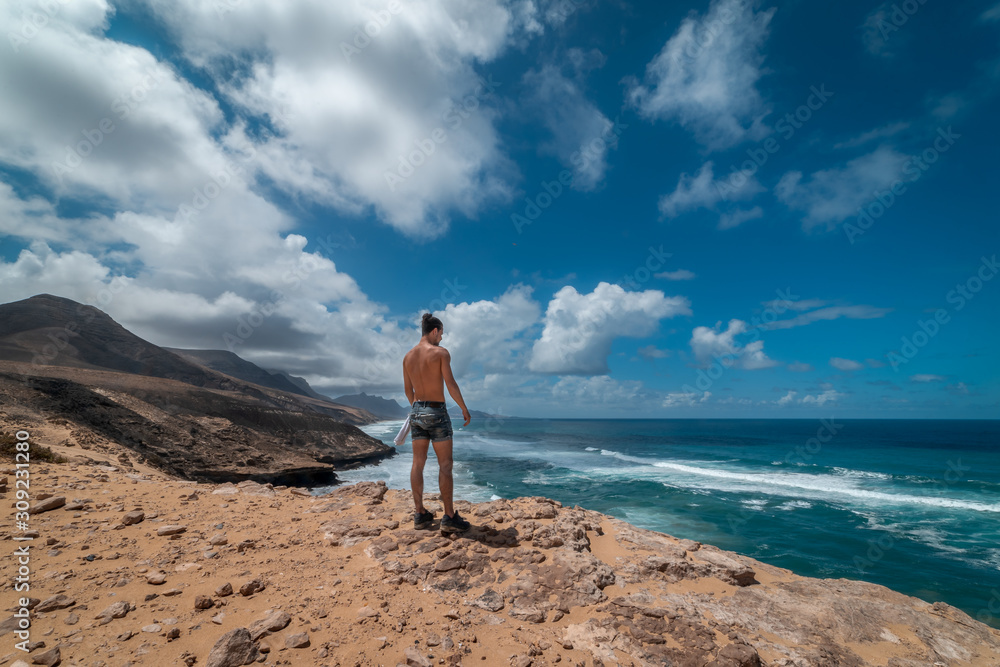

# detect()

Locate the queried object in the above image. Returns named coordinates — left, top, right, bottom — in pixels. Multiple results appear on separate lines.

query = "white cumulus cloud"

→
left=689, top=319, right=779, bottom=370
left=529, top=282, right=691, bottom=375
left=626, top=0, right=776, bottom=150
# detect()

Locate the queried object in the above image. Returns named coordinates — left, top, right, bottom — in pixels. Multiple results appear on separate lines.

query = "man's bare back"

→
left=403, top=342, right=447, bottom=403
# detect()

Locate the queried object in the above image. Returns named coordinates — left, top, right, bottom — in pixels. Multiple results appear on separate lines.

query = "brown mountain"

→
left=0, top=294, right=229, bottom=387
left=165, top=347, right=315, bottom=397
left=0, top=294, right=394, bottom=485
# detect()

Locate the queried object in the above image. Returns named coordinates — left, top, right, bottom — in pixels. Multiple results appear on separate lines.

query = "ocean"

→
left=318, top=418, right=1000, bottom=628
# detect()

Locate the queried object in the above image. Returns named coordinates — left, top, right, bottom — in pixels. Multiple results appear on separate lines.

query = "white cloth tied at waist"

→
left=393, top=415, right=411, bottom=446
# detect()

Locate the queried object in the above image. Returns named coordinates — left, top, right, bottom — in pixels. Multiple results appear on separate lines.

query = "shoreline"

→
left=4, top=438, right=1000, bottom=667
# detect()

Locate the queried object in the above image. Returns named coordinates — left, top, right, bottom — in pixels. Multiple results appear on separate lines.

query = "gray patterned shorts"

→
left=409, top=401, right=453, bottom=442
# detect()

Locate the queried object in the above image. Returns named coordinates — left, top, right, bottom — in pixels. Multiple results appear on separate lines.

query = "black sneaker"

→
left=440, top=511, right=471, bottom=534
left=414, top=509, right=435, bottom=529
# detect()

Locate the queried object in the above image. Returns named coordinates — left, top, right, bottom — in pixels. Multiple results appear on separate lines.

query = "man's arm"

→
left=440, top=348, right=471, bottom=426
left=402, top=359, right=415, bottom=406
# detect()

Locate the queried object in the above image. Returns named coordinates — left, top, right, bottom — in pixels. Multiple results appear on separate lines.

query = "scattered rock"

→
left=95, top=601, right=131, bottom=622
left=121, top=509, right=145, bottom=525
left=29, top=646, right=60, bottom=666
left=206, top=628, right=261, bottom=667
left=156, top=524, right=187, bottom=536
left=249, top=610, right=291, bottom=641
left=239, top=578, right=265, bottom=596
left=465, top=588, right=504, bottom=612
left=358, top=605, right=380, bottom=619
left=710, top=642, right=761, bottom=667
left=405, top=646, right=433, bottom=667
left=34, top=594, right=74, bottom=613
left=690, top=548, right=757, bottom=587
left=28, top=497, right=65, bottom=514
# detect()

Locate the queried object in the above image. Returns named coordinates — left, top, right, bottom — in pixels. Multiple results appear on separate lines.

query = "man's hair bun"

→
left=421, top=312, right=443, bottom=336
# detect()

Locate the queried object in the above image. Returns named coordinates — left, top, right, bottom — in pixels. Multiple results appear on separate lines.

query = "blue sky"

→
left=1, top=0, right=998, bottom=418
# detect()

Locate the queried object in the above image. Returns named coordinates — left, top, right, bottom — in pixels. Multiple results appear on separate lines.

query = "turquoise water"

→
left=321, top=418, right=1000, bottom=628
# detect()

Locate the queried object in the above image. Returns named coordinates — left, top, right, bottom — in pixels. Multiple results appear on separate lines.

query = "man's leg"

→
left=431, top=438, right=454, bottom=517
left=411, top=438, right=430, bottom=512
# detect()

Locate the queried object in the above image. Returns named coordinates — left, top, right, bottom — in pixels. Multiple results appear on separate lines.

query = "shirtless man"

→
left=402, top=312, right=472, bottom=533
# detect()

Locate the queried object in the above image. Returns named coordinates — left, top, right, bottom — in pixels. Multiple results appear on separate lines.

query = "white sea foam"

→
left=595, top=458, right=1000, bottom=513
left=776, top=500, right=813, bottom=510
left=740, top=499, right=768, bottom=510
left=585, top=447, right=599, bottom=451
left=831, top=466, right=893, bottom=481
